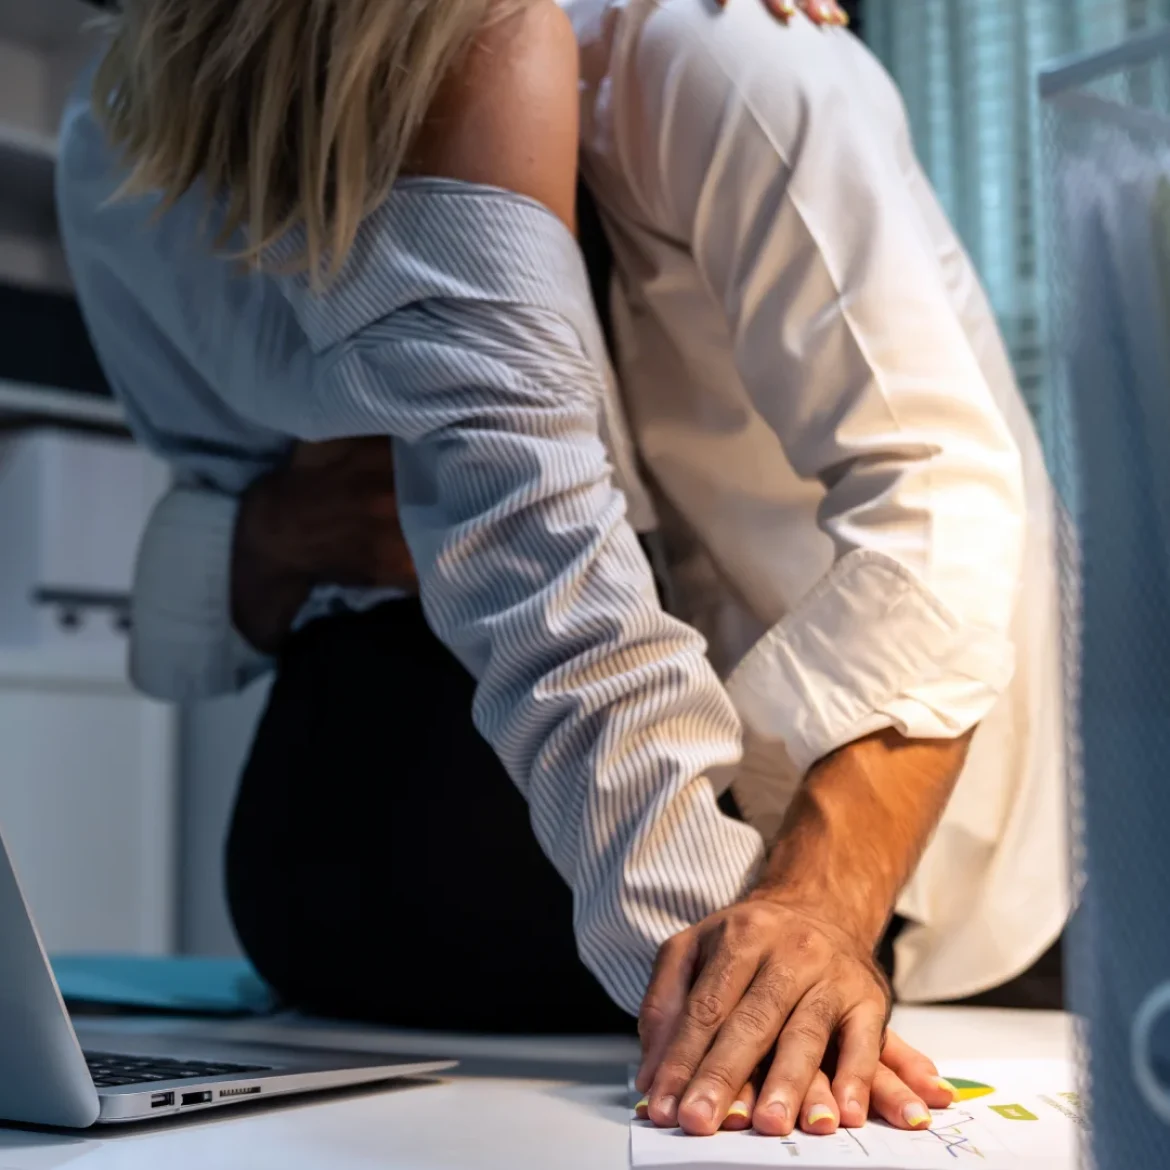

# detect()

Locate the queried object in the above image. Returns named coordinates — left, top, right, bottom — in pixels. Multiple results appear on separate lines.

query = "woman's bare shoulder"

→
left=411, top=0, right=579, bottom=230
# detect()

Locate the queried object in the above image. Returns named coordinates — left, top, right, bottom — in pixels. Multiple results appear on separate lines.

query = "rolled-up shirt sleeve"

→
left=275, top=186, right=764, bottom=1013
left=617, top=5, right=1026, bottom=772
left=130, top=484, right=274, bottom=700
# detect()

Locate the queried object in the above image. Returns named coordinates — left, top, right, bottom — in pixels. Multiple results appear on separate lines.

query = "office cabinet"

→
left=0, top=667, right=176, bottom=954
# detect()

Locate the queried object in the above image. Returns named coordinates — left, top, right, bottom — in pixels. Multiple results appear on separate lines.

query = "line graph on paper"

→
left=911, top=1111, right=987, bottom=1159
left=774, top=1130, right=873, bottom=1160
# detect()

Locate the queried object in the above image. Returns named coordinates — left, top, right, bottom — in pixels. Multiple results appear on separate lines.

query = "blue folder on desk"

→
left=50, top=955, right=277, bottom=1017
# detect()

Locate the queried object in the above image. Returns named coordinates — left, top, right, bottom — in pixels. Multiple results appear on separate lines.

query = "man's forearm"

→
left=752, top=729, right=973, bottom=946
left=230, top=477, right=313, bottom=655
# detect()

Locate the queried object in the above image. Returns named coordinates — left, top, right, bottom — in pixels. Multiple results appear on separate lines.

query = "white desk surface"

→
left=0, top=1006, right=1073, bottom=1169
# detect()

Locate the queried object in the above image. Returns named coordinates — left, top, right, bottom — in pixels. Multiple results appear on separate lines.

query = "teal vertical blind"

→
left=866, top=0, right=1170, bottom=416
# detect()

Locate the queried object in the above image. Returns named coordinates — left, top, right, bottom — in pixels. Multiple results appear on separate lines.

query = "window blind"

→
left=865, top=0, right=1170, bottom=417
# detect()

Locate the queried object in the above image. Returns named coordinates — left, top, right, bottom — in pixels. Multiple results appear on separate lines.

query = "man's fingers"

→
left=647, top=942, right=760, bottom=1128
left=677, top=966, right=796, bottom=1135
left=879, top=1031, right=955, bottom=1109
left=721, top=1079, right=758, bottom=1131
left=830, top=1000, right=887, bottom=1128
left=636, top=933, right=699, bottom=1095
left=800, top=1070, right=840, bottom=1134
left=753, top=986, right=840, bottom=1136
left=870, top=1061, right=934, bottom=1130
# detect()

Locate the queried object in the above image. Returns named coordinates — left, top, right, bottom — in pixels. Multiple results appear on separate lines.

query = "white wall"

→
left=0, top=39, right=52, bottom=135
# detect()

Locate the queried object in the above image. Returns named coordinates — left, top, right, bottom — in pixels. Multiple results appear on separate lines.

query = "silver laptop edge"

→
left=91, top=1054, right=458, bottom=1124
left=0, top=824, right=455, bottom=1127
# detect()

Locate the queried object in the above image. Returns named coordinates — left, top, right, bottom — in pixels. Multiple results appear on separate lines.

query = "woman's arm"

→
left=258, top=0, right=765, bottom=1016
left=118, top=0, right=846, bottom=698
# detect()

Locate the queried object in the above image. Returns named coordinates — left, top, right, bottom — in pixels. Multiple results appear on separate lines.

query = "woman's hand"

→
left=721, top=0, right=849, bottom=26
left=637, top=1031, right=953, bottom=1134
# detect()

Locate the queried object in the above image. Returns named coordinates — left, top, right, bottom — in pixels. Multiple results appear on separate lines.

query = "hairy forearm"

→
left=752, top=729, right=973, bottom=945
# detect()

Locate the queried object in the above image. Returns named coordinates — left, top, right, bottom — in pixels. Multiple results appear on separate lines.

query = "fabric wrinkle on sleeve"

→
left=131, top=485, right=274, bottom=701
left=273, top=184, right=765, bottom=1013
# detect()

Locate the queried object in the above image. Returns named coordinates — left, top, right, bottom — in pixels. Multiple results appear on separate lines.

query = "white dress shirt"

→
left=563, top=0, right=1066, bottom=1001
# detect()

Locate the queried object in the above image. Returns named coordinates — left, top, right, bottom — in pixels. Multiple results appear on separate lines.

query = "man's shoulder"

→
left=599, top=0, right=891, bottom=119
left=578, top=0, right=907, bottom=232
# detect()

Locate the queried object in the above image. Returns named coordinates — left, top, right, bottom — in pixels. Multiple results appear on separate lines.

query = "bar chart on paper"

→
left=629, top=1061, right=1080, bottom=1169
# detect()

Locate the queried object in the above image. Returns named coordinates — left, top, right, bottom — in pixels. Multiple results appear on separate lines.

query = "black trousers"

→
left=226, top=599, right=1063, bottom=1031
left=225, top=599, right=633, bottom=1034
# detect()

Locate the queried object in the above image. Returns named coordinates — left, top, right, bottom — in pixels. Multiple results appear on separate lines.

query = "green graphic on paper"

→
left=990, top=1104, right=1039, bottom=1121
left=945, top=1077, right=995, bottom=1102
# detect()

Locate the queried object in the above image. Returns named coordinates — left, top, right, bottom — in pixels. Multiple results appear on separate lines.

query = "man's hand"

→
left=636, top=729, right=972, bottom=1136
left=231, top=438, right=416, bottom=653
left=637, top=895, right=889, bottom=1136
left=637, top=1030, right=956, bottom=1134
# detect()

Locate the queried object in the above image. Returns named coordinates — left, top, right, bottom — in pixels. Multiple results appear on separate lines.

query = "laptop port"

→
left=181, top=1091, right=213, bottom=1106
left=150, top=1092, right=174, bottom=1109
left=219, top=1085, right=261, bottom=1099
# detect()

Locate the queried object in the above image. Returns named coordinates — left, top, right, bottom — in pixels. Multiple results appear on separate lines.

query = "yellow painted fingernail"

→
left=807, top=1105, right=836, bottom=1127
left=726, top=1101, right=750, bottom=1121
left=935, top=1078, right=957, bottom=1100
left=904, top=1103, right=932, bottom=1129
left=635, top=1096, right=650, bottom=1119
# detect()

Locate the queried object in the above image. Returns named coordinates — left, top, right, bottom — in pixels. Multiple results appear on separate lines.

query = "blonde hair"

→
left=94, top=0, right=524, bottom=278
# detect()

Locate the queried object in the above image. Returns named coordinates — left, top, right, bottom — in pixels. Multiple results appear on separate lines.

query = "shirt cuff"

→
left=725, top=549, right=1017, bottom=775
left=130, top=487, right=273, bottom=701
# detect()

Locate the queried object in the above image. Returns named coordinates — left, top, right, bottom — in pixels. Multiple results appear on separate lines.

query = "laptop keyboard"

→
left=84, top=1051, right=272, bottom=1088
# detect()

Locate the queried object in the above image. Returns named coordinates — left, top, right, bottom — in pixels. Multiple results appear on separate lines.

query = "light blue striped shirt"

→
left=56, top=73, right=764, bottom=1015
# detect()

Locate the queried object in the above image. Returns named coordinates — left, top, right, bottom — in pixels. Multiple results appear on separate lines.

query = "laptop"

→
left=0, top=827, right=456, bottom=1127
